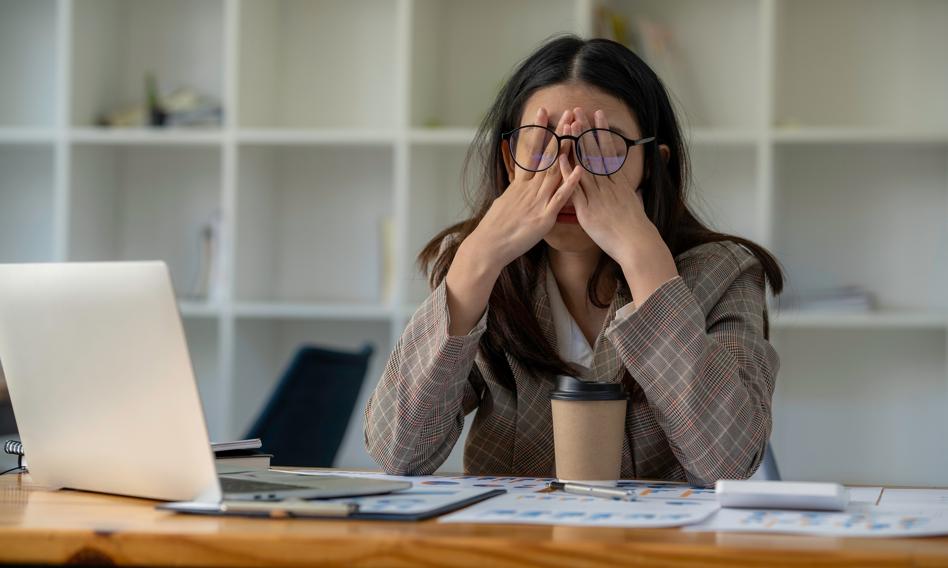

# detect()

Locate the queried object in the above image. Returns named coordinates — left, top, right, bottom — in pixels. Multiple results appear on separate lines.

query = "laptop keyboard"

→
left=219, top=476, right=310, bottom=494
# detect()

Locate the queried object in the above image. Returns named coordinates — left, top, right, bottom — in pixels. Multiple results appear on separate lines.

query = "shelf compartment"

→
left=68, top=145, right=222, bottom=299
left=235, top=144, right=394, bottom=304
left=600, top=0, right=762, bottom=130
left=411, top=0, right=577, bottom=128
left=181, top=317, right=223, bottom=441
left=775, top=0, right=948, bottom=129
left=771, top=328, right=948, bottom=486
left=0, top=145, right=57, bottom=262
left=687, top=145, right=762, bottom=243
left=232, top=317, right=391, bottom=467
left=238, top=0, right=398, bottom=129
left=71, top=0, right=224, bottom=128
left=0, top=0, right=58, bottom=128
left=405, top=145, right=473, bottom=305
left=773, top=144, right=948, bottom=312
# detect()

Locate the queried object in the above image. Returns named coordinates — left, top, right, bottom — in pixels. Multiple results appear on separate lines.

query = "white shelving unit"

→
left=1, top=0, right=946, bottom=484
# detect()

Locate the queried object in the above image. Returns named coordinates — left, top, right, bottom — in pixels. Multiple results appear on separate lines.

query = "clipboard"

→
left=159, top=487, right=506, bottom=521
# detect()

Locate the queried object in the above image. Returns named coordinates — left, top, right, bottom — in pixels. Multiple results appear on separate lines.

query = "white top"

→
left=545, top=267, right=637, bottom=373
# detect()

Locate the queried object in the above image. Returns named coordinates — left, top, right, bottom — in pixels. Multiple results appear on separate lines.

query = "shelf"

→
left=409, top=128, right=477, bottom=146
left=687, top=128, right=760, bottom=146
left=775, top=0, right=948, bottom=130
left=773, top=144, right=948, bottom=312
left=237, top=129, right=396, bottom=146
left=178, top=300, right=222, bottom=319
left=0, top=0, right=57, bottom=128
left=235, top=302, right=393, bottom=321
left=238, top=0, right=398, bottom=129
left=70, top=127, right=224, bottom=146
left=411, top=0, right=577, bottom=128
left=71, top=0, right=224, bottom=127
left=772, top=128, right=948, bottom=145
left=603, top=0, right=762, bottom=130
left=0, top=128, right=57, bottom=145
left=0, top=146, right=56, bottom=262
left=770, top=310, right=948, bottom=330
left=235, top=145, right=393, bottom=304
left=68, top=145, right=222, bottom=297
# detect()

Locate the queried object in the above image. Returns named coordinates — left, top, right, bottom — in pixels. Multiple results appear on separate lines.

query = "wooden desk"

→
left=1, top=473, right=948, bottom=567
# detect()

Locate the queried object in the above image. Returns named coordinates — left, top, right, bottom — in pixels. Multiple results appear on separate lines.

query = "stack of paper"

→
left=275, top=470, right=948, bottom=536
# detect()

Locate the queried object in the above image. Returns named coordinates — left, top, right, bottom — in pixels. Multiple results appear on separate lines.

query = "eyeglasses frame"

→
left=501, top=124, right=656, bottom=176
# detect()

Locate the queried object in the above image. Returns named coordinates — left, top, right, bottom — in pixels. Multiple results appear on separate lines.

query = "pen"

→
left=220, top=499, right=359, bottom=518
left=549, top=481, right=637, bottom=501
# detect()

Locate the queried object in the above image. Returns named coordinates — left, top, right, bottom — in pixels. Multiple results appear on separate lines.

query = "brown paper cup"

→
left=550, top=376, right=628, bottom=485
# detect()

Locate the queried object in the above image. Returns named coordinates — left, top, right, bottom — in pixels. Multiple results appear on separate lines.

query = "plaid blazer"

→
left=364, top=240, right=779, bottom=486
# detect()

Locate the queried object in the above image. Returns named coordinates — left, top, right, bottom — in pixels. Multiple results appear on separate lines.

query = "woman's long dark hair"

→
left=418, top=35, right=784, bottom=388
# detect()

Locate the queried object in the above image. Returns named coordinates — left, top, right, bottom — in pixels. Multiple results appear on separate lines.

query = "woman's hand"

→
left=560, top=107, right=678, bottom=304
left=466, top=107, right=584, bottom=271
left=444, top=107, right=582, bottom=336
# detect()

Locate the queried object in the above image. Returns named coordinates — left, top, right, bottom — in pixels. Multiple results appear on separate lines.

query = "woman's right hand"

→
left=443, top=107, right=582, bottom=336
left=465, top=107, right=584, bottom=271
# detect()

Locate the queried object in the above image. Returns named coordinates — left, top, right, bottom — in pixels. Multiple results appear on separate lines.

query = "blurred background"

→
left=0, top=0, right=946, bottom=485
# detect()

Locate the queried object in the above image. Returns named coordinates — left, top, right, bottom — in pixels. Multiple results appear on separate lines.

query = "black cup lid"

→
left=549, top=375, right=628, bottom=401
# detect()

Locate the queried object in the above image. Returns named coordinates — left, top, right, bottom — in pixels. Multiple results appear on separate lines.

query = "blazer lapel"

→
left=508, top=259, right=636, bottom=477
left=588, top=284, right=633, bottom=384
left=510, top=262, right=557, bottom=476
left=590, top=284, right=636, bottom=477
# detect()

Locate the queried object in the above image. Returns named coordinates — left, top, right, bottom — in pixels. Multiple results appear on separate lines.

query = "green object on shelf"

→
left=145, top=72, right=167, bottom=127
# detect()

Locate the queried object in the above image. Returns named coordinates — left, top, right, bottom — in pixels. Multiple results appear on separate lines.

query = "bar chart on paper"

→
left=439, top=493, right=720, bottom=528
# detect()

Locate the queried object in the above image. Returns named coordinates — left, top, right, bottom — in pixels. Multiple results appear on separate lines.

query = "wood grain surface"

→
left=1, top=473, right=947, bottom=567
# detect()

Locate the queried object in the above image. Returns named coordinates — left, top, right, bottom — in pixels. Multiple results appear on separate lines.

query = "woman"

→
left=364, top=35, right=783, bottom=486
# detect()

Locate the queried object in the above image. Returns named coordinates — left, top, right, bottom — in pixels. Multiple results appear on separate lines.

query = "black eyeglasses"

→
left=501, top=124, right=655, bottom=176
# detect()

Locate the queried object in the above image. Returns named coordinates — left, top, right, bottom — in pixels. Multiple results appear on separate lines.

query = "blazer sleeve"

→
left=363, top=278, right=488, bottom=475
left=605, top=243, right=779, bottom=487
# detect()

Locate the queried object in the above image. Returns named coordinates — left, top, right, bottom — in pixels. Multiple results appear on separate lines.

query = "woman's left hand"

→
left=559, top=107, right=679, bottom=302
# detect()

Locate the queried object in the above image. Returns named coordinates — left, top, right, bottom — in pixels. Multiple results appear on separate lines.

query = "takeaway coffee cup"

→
left=550, top=375, right=628, bottom=485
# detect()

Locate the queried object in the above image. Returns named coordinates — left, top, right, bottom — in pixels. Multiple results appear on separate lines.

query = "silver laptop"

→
left=0, top=261, right=408, bottom=503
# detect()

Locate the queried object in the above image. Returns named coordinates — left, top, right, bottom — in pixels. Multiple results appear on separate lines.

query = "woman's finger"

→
left=593, top=109, right=622, bottom=175
left=536, top=145, right=564, bottom=200
left=537, top=110, right=574, bottom=199
left=547, top=158, right=583, bottom=215
left=573, top=107, right=606, bottom=176
left=513, top=107, right=551, bottom=181
left=559, top=153, right=588, bottom=210
left=571, top=118, right=602, bottom=197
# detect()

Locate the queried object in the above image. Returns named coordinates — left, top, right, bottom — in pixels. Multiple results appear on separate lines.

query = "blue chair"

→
left=244, top=343, right=374, bottom=467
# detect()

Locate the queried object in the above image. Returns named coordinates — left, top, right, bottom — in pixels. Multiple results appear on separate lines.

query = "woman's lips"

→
left=556, top=208, right=578, bottom=224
